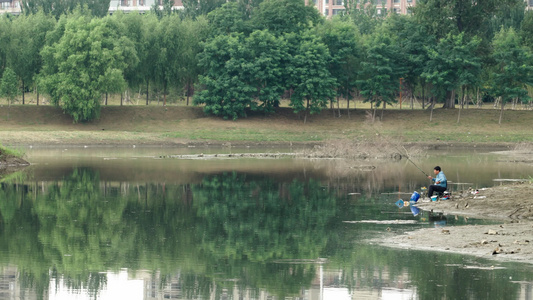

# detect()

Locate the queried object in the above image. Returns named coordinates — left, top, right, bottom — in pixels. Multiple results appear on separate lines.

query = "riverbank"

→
left=0, top=106, right=532, bottom=146
left=375, top=180, right=533, bottom=264
left=0, top=145, right=30, bottom=176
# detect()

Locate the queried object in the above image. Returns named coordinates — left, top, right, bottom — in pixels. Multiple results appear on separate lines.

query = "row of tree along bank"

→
left=0, top=0, right=532, bottom=122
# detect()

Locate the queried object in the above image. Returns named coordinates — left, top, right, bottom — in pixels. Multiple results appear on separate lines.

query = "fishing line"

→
left=369, top=124, right=430, bottom=177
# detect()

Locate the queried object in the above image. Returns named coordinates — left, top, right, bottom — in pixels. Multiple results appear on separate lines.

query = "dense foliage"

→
left=0, top=0, right=532, bottom=121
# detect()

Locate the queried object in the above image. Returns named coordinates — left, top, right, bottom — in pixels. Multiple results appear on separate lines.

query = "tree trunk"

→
left=422, top=85, right=425, bottom=110
left=163, top=84, right=167, bottom=106
left=443, top=90, right=455, bottom=109
left=186, top=80, right=191, bottom=106
left=499, top=97, right=504, bottom=125
left=22, top=81, right=25, bottom=105
left=146, top=82, right=149, bottom=106
left=430, top=97, right=434, bottom=122
left=457, top=87, right=465, bottom=123
left=346, top=86, right=351, bottom=119
left=36, top=86, right=39, bottom=106
left=461, top=87, right=465, bottom=109
left=476, top=87, right=481, bottom=108
left=335, top=95, right=339, bottom=117
left=457, top=101, right=462, bottom=123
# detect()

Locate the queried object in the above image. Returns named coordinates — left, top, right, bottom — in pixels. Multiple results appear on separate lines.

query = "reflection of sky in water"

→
left=49, top=268, right=418, bottom=300
left=2, top=147, right=532, bottom=299
left=51, top=271, right=143, bottom=300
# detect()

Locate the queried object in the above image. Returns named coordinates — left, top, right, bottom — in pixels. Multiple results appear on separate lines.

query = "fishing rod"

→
left=369, top=125, right=430, bottom=177
left=405, top=156, right=430, bottom=177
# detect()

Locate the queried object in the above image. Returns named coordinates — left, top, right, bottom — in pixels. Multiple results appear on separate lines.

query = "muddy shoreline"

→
left=374, top=181, right=533, bottom=264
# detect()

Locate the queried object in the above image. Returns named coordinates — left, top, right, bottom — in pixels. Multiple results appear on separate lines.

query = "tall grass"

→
left=0, top=144, right=25, bottom=158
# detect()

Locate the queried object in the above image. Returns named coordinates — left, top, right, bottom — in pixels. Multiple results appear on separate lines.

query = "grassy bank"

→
left=0, top=143, right=28, bottom=169
left=0, top=144, right=24, bottom=158
left=0, top=105, right=531, bottom=146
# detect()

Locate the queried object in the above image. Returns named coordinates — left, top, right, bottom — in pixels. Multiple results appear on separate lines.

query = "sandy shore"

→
left=375, top=181, right=533, bottom=264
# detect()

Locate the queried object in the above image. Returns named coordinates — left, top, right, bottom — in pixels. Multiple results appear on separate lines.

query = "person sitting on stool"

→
left=427, top=166, right=447, bottom=198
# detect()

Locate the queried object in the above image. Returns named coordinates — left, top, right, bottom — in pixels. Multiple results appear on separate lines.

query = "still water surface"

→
left=1, top=146, right=532, bottom=300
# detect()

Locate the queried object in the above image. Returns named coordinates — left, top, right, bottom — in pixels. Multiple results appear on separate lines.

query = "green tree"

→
left=345, top=0, right=384, bottom=35
left=0, top=15, right=11, bottom=72
left=520, top=11, right=533, bottom=50
left=195, top=34, right=246, bottom=119
left=207, top=2, right=249, bottom=36
left=155, top=15, right=190, bottom=106
left=286, top=31, right=337, bottom=122
left=251, top=0, right=323, bottom=36
left=40, top=16, right=131, bottom=122
left=0, top=67, right=19, bottom=105
left=242, top=30, right=289, bottom=113
left=316, top=17, right=361, bottom=115
left=180, top=0, right=226, bottom=19
left=414, top=0, right=523, bottom=39
left=103, top=12, right=141, bottom=105
left=21, top=0, right=111, bottom=18
left=383, top=15, right=435, bottom=109
left=181, top=17, right=210, bottom=105
left=236, top=0, right=264, bottom=19
left=195, top=31, right=288, bottom=119
left=85, top=0, right=111, bottom=17
left=487, top=0, right=525, bottom=39
left=111, top=12, right=160, bottom=105
left=421, top=32, right=481, bottom=110
left=6, top=13, right=55, bottom=105
left=490, top=27, right=533, bottom=124
left=358, top=30, right=405, bottom=118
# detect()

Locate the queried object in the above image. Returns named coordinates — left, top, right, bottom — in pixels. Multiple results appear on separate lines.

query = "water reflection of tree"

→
left=0, top=168, right=528, bottom=299
left=191, top=172, right=333, bottom=296
left=0, top=168, right=339, bottom=299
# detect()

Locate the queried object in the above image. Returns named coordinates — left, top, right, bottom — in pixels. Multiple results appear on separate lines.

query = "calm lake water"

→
left=1, top=146, right=532, bottom=300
